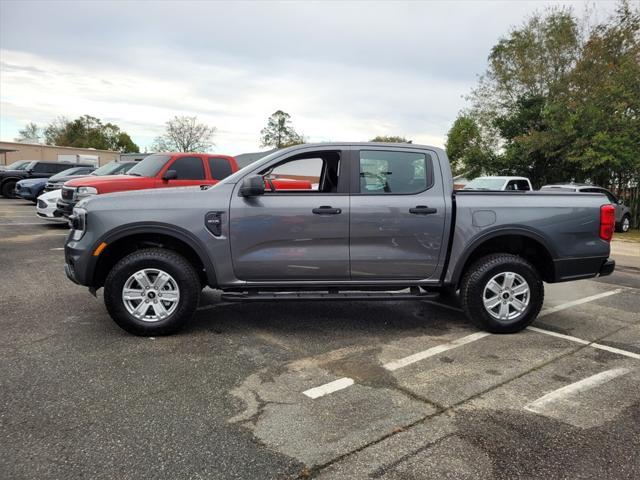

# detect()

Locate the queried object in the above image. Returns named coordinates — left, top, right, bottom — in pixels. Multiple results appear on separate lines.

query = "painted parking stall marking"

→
left=302, top=288, right=631, bottom=400
left=524, top=367, right=633, bottom=414
left=303, top=377, right=355, bottom=399
left=383, top=332, right=490, bottom=371
left=537, top=288, right=623, bottom=317
left=528, top=326, right=640, bottom=360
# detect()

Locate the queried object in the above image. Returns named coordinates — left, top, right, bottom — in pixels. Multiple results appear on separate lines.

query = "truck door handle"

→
left=312, top=206, right=342, bottom=215
left=409, top=205, right=437, bottom=215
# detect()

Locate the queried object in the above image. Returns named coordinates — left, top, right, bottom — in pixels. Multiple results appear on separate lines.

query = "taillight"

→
left=600, top=204, right=615, bottom=242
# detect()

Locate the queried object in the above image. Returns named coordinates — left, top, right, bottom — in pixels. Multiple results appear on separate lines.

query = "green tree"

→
left=445, top=116, right=493, bottom=177
left=44, top=115, right=139, bottom=153
left=260, top=110, right=305, bottom=148
left=369, top=135, right=412, bottom=143
left=152, top=116, right=216, bottom=152
left=15, top=122, right=41, bottom=143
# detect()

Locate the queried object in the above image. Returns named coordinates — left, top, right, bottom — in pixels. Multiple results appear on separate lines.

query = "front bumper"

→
left=15, top=186, right=37, bottom=201
left=64, top=229, right=99, bottom=287
left=37, top=199, right=67, bottom=222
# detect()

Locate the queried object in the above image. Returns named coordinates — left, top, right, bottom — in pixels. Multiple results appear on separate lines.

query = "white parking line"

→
left=303, top=377, right=354, bottom=399
left=538, top=289, right=623, bottom=318
left=383, top=332, right=490, bottom=371
left=528, top=326, right=640, bottom=360
left=524, top=367, right=632, bottom=414
left=303, top=289, right=630, bottom=400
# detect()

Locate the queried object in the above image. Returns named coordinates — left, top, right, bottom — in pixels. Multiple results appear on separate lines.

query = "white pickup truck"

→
left=464, top=176, right=532, bottom=191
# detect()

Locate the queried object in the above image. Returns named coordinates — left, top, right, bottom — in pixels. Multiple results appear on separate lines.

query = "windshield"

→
left=49, top=168, right=86, bottom=181
left=127, top=154, right=172, bottom=177
left=92, top=161, right=134, bottom=176
left=4, top=161, right=30, bottom=171
left=463, top=178, right=506, bottom=190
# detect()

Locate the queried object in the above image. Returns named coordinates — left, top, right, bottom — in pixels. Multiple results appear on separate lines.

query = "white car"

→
left=463, top=176, right=532, bottom=191
left=36, top=189, right=66, bottom=223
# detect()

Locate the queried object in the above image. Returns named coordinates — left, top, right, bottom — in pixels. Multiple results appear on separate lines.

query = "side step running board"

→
left=220, top=288, right=439, bottom=302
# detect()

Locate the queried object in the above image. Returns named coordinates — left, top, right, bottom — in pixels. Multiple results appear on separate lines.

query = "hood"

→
left=1, top=169, right=27, bottom=178
left=78, top=183, right=232, bottom=212
left=48, top=174, right=94, bottom=184
left=39, top=188, right=62, bottom=200
left=17, top=177, right=47, bottom=187
left=64, top=174, right=138, bottom=188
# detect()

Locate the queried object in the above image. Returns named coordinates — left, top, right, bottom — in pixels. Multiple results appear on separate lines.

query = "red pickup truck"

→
left=57, top=152, right=312, bottom=216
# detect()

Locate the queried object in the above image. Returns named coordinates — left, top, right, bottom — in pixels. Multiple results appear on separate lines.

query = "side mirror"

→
left=239, top=175, right=265, bottom=197
left=162, top=170, right=177, bottom=181
left=618, top=199, right=624, bottom=205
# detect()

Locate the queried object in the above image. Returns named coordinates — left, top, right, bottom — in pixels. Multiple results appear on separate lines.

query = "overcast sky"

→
left=0, top=0, right=619, bottom=155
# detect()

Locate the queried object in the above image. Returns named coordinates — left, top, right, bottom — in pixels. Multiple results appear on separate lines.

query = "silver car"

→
left=540, top=183, right=632, bottom=233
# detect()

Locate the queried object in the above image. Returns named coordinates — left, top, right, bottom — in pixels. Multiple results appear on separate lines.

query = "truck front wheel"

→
left=459, top=254, right=544, bottom=333
left=104, top=248, right=201, bottom=336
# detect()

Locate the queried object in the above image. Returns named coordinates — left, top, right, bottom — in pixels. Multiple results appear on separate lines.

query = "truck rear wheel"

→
left=104, top=248, right=200, bottom=336
left=459, top=254, right=543, bottom=333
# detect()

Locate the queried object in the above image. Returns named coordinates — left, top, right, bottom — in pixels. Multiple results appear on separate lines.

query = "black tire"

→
left=104, top=248, right=201, bottom=336
left=616, top=214, right=631, bottom=233
left=460, top=254, right=544, bottom=333
left=1, top=180, right=17, bottom=198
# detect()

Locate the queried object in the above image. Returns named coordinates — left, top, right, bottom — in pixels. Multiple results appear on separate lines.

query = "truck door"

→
left=229, top=148, right=350, bottom=281
left=349, top=148, right=446, bottom=279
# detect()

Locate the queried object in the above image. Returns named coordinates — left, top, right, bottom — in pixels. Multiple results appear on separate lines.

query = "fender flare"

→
left=92, top=222, right=218, bottom=287
left=449, top=227, right=558, bottom=286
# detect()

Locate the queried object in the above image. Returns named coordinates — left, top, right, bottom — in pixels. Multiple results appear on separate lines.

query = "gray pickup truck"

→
left=64, top=143, right=616, bottom=336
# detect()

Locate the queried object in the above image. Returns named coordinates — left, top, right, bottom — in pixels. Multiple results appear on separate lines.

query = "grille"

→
left=61, top=187, right=74, bottom=200
left=38, top=199, right=47, bottom=208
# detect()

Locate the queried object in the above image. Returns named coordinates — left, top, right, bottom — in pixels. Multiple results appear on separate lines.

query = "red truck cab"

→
left=58, top=153, right=238, bottom=216
left=58, top=152, right=314, bottom=216
left=66, top=153, right=237, bottom=194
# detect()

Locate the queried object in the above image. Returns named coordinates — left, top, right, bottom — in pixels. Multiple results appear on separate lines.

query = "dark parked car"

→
left=15, top=166, right=96, bottom=202
left=65, top=143, right=615, bottom=336
left=0, top=161, right=94, bottom=198
left=540, top=183, right=632, bottom=233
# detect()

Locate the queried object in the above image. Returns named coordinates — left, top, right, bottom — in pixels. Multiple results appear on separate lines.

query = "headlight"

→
left=76, top=186, right=98, bottom=199
left=69, top=207, right=87, bottom=241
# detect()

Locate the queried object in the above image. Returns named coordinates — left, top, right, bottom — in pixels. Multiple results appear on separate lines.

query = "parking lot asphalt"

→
left=1, top=198, right=639, bottom=480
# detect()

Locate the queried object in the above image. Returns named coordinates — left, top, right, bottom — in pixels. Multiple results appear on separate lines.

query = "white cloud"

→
left=0, top=0, right=620, bottom=154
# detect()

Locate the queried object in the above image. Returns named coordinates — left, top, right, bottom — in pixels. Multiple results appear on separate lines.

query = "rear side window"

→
left=506, top=180, right=530, bottom=191
left=169, top=157, right=205, bottom=180
left=208, top=157, right=233, bottom=180
left=32, top=163, right=56, bottom=173
left=359, top=150, right=429, bottom=194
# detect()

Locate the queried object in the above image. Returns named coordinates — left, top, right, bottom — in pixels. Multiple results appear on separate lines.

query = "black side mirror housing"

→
left=239, top=176, right=265, bottom=197
left=162, top=170, right=178, bottom=181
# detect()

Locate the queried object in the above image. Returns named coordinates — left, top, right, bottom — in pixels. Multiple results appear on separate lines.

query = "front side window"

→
left=208, top=158, right=233, bottom=180
left=259, top=151, right=341, bottom=193
left=359, top=150, right=428, bottom=194
left=168, top=156, right=205, bottom=180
